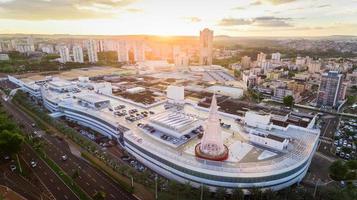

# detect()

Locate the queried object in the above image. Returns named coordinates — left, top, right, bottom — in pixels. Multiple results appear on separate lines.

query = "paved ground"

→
left=21, top=144, right=80, bottom=200
left=1, top=97, right=137, bottom=200
left=0, top=163, right=43, bottom=200
left=317, top=115, right=340, bottom=157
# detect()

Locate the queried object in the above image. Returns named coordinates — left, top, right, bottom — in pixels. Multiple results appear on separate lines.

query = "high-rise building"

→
left=73, top=45, right=84, bottom=63
left=271, top=52, right=281, bottom=63
left=174, top=52, right=189, bottom=69
left=257, top=52, right=266, bottom=63
left=59, top=46, right=71, bottom=63
left=26, top=36, right=35, bottom=52
left=199, top=28, right=213, bottom=66
left=133, top=41, right=145, bottom=62
left=86, top=40, right=98, bottom=63
left=41, top=45, right=54, bottom=54
left=96, top=40, right=105, bottom=52
left=117, top=41, right=129, bottom=63
left=241, top=56, right=251, bottom=68
left=317, top=71, right=344, bottom=108
left=308, top=60, right=321, bottom=74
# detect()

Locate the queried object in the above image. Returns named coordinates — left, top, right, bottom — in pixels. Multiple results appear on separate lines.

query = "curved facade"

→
left=124, top=129, right=318, bottom=190
left=35, top=79, right=320, bottom=191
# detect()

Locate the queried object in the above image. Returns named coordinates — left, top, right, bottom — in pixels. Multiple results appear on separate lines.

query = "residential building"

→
left=308, top=60, right=321, bottom=74
left=317, top=71, right=344, bottom=108
left=0, top=53, right=9, bottom=61
left=73, top=45, right=84, bottom=63
left=271, top=52, right=281, bottom=63
left=257, top=52, right=266, bottom=63
left=117, top=41, right=129, bottom=63
left=41, top=45, right=54, bottom=54
left=199, top=28, right=213, bottom=65
left=86, top=40, right=98, bottom=63
left=59, top=46, right=71, bottom=63
left=241, top=56, right=251, bottom=68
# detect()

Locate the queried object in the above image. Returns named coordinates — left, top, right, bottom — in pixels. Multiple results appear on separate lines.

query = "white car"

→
left=61, top=155, right=68, bottom=161
left=30, top=160, right=37, bottom=168
left=10, top=165, right=16, bottom=172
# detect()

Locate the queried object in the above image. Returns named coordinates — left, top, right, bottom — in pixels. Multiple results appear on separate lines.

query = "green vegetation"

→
left=92, top=191, right=106, bottom=200
left=97, top=51, right=123, bottom=67
left=283, top=95, right=295, bottom=107
left=223, top=46, right=356, bottom=60
left=0, top=102, right=23, bottom=155
left=243, top=89, right=263, bottom=103
left=0, top=51, right=93, bottom=73
left=329, top=160, right=357, bottom=181
left=213, top=57, right=240, bottom=69
left=346, top=95, right=357, bottom=105
left=0, top=51, right=123, bottom=73
left=233, top=69, right=241, bottom=79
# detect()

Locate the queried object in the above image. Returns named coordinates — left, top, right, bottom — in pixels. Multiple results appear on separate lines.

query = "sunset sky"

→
left=0, top=0, right=356, bottom=36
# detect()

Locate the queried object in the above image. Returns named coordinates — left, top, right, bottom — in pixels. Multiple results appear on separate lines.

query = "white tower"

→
left=196, top=94, right=228, bottom=161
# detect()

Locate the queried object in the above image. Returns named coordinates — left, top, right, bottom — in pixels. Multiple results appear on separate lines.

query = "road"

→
left=317, top=115, right=340, bottom=157
left=1, top=97, right=137, bottom=200
left=0, top=99, right=79, bottom=200
left=21, top=144, right=80, bottom=200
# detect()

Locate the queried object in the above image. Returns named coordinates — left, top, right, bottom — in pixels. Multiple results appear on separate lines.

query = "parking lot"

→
left=332, top=118, right=357, bottom=160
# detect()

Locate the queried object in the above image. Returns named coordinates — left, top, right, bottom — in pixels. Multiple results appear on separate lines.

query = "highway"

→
left=0, top=98, right=79, bottom=200
left=1, top=97, right=137, bottom=200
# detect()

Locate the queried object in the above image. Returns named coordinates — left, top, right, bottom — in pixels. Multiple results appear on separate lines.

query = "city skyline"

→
left=0, top=0, right=356, bottom=37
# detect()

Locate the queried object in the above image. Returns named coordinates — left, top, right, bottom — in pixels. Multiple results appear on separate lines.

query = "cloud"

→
left=183, top=17, right=202, bottom=23
left=261, top=0, right=296, bottom=5
left=254, top=17, right=293, bottom=27
left=0, top=0, right=137, bottom=20
left=126, top=8, right=143, bottom=13
left=218, top=18, right=253, bottom=26
left=250, top=1, right=262, bottom=6
left=218, top=16, right=293, bottom=27
left=316, top=4, right=331, bottom=8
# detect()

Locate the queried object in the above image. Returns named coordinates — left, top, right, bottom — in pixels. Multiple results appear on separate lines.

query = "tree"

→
left=232, top=188, right=244, bottom=200
left=249, top=188, right=262, bottom=200
left=71, top=168, right=80, bottom=180
left=215, top=187, right=227, bottom=200
left=346, top=160, right=357, bottom=170
left=283, top=95, right=294, bottom=107
left=168, top=180, right=181, bottom=199
left=92, top=191, right=106, bottom=200
left=234, top=69, right=242, bottom=79
left=202, top=185, right=210, bottom=200
left=0, top=130, right=23, bottom=155
left=263, top=189, right=277, bottom=200
left=329, top=160, right=348, bottom=180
